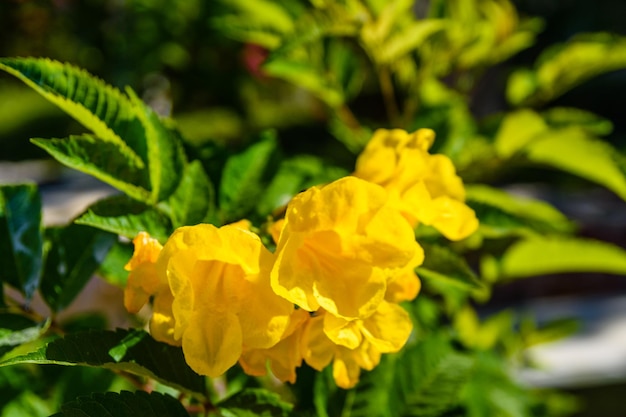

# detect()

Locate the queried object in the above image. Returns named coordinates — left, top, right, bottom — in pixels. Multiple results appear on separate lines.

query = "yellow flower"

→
left=124, top=232, right=177, bottom=345
left=156, top=223, right=294, bottom=377
left=239, top=308, right=310, bottom=383
left=301, top=303, right=412, bottom=389
left=270, top=176, right=423, bottom=321
left=354, top=128, right=478, bottom=240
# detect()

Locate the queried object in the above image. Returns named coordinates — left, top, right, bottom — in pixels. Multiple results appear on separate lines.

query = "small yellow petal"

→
left=361, top=302, right=413, bottom=353
left=323, top=313, right=363, bottom=349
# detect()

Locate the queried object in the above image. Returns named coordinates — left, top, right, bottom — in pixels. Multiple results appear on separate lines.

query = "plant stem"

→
left=378, top=65, right=401, bottom=126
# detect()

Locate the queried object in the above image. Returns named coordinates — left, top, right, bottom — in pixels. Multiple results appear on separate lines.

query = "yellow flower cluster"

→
left=124, top=128, right=477, bottom=389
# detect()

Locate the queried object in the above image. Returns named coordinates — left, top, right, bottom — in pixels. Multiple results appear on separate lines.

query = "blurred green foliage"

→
left=1, top=0, right=626, bottom=416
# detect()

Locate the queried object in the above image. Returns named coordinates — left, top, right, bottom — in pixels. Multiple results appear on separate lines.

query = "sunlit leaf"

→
left=127, top=89, right=186, bottom=203
left=75, top=195, right=172, bottom=242
left=525, top=127, right=626, bottom=201
left=0, top=329, right=206, bottom=397
left=542, top=107, right=613, bottom=136
left=0, top=184, right=43, bottom=300
left=0, top=314, right=46, bottom=358
left=263, top=59, right=344, bottom=107
left=31, top=135, right=151, bottom=202
left=0, top=58, right=146, bottom=168
left=495, top=237, right=626, bottom=280
left=466, top=184, right=573, bottom=237
left=507, top=33, right=626, bottom=105
left=494, top=109, right=547, bottom=159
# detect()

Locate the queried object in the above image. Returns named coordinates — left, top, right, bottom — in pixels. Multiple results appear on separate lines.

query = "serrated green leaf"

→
left=52, top=390, right=190, bottom=417
left=496, top=237, right=626, bottom=280
left=161, top=160, right=216, bottom=228
left=219, top=133, right=279, bottom=222
left=344, top=335, right=474, bottom=417
left=218, top=388, right=293, bottom=417
left=0, top=58, right=185, bottom=205
left=0, top=329, right=206, bottom=398
left=31, top=135, right=151, bottom=202
left=524, top=127, right=626, bottom=201
left=417, top=243, right=482, bottom=290
left=0, top=183, right=44, bottom=300
left=461, top=351, right=531, bottom=417
left=75, top=195, right=172, bottom=242
left=0, top=58, right=146, bottom=169
left=0, top=314, right=46, bottom=358
left=40, top=224, right=116, bottom=312
left=126, top=89, right=186, bottom=203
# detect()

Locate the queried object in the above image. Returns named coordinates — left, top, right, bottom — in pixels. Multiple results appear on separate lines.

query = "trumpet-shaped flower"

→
left=270, top=176, right=423, bottom=321
left=354, top=128, right=478, bottom=240
left=301, top=303, right=413, bottom=389
left=154, top=224, right=294, bottom=377
left=124, top=232, right=177, bottom=344
left=239, top=308, right=310, bottom=383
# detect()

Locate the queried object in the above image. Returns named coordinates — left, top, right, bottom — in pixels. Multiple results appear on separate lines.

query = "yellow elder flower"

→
left=239, top=308, right=310, bottom=383
left=354, top=128, right=478, bottom=241
left=156, top=224, right=294, bottom=377
left=271, top=176, right=423, bottom=321
left=301, top=304, right=412, bottom=389
left=124, top=232, right=177, bottom=345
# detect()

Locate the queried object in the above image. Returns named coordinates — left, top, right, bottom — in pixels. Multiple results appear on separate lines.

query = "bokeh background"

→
left=1, top=1, right=626, bottom=416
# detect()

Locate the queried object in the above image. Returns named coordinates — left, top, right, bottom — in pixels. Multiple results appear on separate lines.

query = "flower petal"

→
left=182, top=309, right=242, bottom=377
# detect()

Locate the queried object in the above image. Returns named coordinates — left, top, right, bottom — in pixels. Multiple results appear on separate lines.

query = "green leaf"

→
left=1, top=329, right=206, bottom=398
left=40, top=224, right=116, bottom=312
left=52, top=390, right=190, bottom=417
left=75, top=195, right=172, bottom=242
left=494, top=109, right=547, bottom=159
left=0, top=58, right=185, bottom=204
left=417, top=243, right=482, bottom=290
left=542, top=107, right=613, bottom=136
left=344, top=335, right=474, bottom=417
left=218, top=388, right=293, bottom=417
left=494, top=237, right=626, bottom=280
left=97, top=240, right=132, bottom=287
left=257, top=155, right=347, bottom=217
left=127, top=89, right=186, bottom=203
left=507, top=33, right=626, bottom=106
left=31, top=135, right=151, bottom=202
left=263, top=59, right=344, bottom=107
left=161, top=160, right=216, bottom=228
left=524, top=127, right=626, bottom=201
left=0, top=184, right=44, bottom=300
left=0, top=58, right=146, bottom=168
left=0, top=314, right=46, bottom=358
left=219, top=132, right=279, bottom=222
left=461, top=351, right=531, bottom=417
left=378, top=20, right=445, bottom=64
left=466, top=185, right=573, bottom=238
